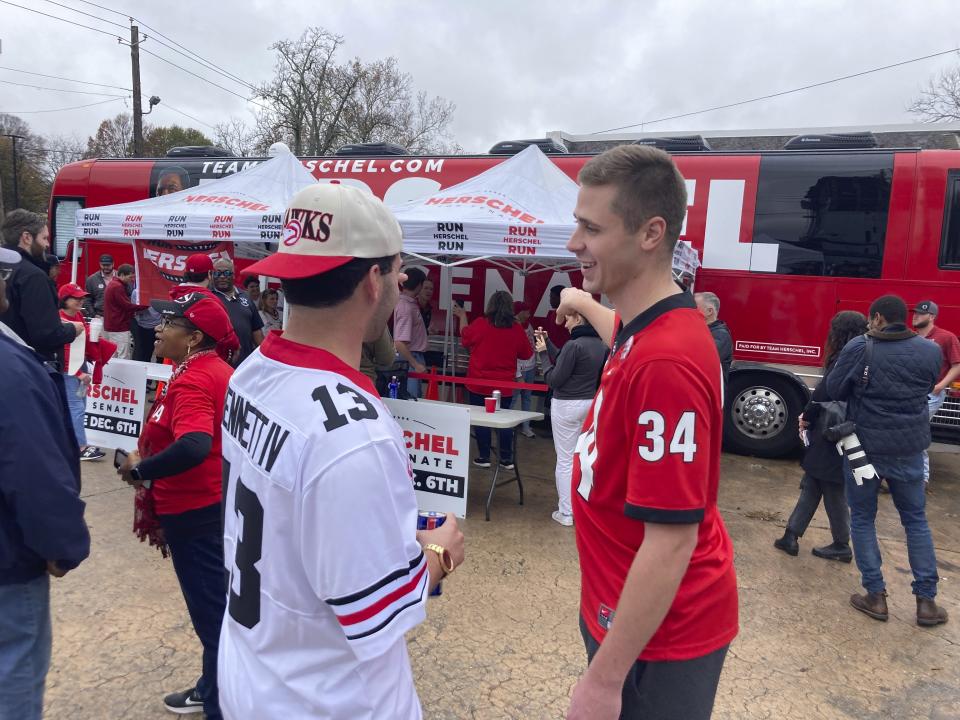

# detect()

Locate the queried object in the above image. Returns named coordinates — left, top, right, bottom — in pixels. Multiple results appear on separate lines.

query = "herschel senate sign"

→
left=385, top=399, right=471, bottom=518
left=84, top=359, right=149, bottom=452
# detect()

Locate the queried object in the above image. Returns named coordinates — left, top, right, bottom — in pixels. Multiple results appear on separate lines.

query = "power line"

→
left=36, top=0, right=127, bottom=29
left=0, top=66, right=131, bottom=91
left=71, top=0, right=128, bottom=18
left=143, top=32, right=258, bottom=91
left=589, top=46, right=960, bottom=135
left=129, top=43, right=268, bottom=109
left=0, top=97, right=125, bottom=114
left=0, top=0, right=125, bottom=39
left=70, top=0, right=257, bottom=91
left=0, top=78, right=127, bottom=97
left=151, top=100, right=218, bottom=130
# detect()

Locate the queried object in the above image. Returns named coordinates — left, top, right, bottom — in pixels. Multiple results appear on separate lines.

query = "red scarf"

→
left=132, top=349, right=218, bottom=557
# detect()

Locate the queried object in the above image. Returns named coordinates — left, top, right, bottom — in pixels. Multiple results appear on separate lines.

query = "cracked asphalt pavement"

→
left=44, top=434, right=960, bottom=719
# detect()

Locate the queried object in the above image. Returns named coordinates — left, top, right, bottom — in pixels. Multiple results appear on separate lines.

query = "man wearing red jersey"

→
left=559, top=145, right=738, bottom=720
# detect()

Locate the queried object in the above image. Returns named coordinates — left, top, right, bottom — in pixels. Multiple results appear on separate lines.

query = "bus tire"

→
left=723, top=372, right=805, bottom=458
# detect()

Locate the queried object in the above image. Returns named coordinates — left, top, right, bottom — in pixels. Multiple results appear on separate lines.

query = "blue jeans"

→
left=406, top=351, right=425, bottom=399
left=844, top=454, right=940, bottom=598
left=469, top=392, right=514, bottom=463
left=0, top=575, right=51, bottom=720
left=512, top=368, right=535, bottom=431
left=923, top=390, right=946, bottom=481
left=62, top=374, right=87, bottom=446
left=159, top=505, right=226, bottom=720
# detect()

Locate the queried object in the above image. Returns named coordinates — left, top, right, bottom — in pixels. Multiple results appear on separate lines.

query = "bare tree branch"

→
left=908, top=60, right=960, bottom=123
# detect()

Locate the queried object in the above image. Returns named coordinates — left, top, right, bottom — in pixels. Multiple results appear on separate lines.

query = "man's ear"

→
left=636, top=216, right=668, bottom=255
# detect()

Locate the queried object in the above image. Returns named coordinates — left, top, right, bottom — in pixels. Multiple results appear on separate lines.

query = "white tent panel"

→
left=74, top=149, right=316, bottom=245
left=389, top=145, right=579, bottom=260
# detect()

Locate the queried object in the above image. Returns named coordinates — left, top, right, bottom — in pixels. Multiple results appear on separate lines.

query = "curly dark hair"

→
left=824, top=310, right=868, bottom=370
left=485, top=290, right=515, bottom=329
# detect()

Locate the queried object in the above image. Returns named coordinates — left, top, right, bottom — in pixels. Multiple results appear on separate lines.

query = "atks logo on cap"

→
left=282, top=207, right=334, bottom=246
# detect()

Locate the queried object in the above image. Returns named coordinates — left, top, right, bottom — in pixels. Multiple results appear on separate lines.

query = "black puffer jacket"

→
left=0, top=247, right=76, bottom=368
left=801, top=364, right=843, bottom=483
left=826, top=325, right=941, bottom=457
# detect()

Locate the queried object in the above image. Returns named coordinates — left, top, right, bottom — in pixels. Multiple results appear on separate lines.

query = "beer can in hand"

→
left=417, top=511, right=446, bottom=596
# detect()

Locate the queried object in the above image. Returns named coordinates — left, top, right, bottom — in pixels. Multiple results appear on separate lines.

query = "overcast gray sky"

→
left=1, top=0, right=958, bottom=153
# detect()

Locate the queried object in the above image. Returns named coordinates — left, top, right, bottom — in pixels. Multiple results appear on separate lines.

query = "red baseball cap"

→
left=185, top=253, right=215, bottom=274
left=58, top=283, right=89, bottom=301
left=244, top=183, right=403, bottom=280
left=151, top=291, right=239, bottom=361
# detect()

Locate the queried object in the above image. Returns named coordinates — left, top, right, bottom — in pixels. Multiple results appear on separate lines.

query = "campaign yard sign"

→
left=84, top=359, right=149, bottom=452
left=384, top=399, right=471, bottom=518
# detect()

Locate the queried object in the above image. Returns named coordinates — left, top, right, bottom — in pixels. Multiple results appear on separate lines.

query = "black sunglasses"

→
left=213, top=270, right=234, bottom=278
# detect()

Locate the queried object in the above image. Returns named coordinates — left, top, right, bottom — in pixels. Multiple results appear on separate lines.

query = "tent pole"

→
left=71, top=237, right=80, bottom=284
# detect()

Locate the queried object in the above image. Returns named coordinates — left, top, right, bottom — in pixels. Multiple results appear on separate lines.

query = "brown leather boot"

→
left=916, top=597, right=948, bottom=627
left=850, top=591, right=888, bottom=621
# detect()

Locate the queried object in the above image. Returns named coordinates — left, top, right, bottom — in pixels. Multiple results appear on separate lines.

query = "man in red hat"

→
left=181, top=253, right=215, bottom=292
left=217, top=184, right=464, bottom=719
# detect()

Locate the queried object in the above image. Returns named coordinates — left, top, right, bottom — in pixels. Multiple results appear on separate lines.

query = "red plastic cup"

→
left=484, top=397, right=497, bottom=413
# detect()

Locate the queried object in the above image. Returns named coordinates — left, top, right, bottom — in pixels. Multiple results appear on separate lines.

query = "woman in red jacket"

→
left=452, top=290, right=533, bottom=470
left=117, top=291, right=236, bottom=719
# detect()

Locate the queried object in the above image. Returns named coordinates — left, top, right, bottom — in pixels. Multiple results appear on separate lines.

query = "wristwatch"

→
left=424, top=543, right=455, bottom=576
left=129, top=465, right=143, bottom=483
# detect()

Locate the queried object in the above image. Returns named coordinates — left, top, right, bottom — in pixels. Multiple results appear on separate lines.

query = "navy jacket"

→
left=708, top=320, right=733, bottom=386
left=826, top=324, right=940, bottom=457
left=801, top=364, right=844, bottom=484
left=0, top=247, right=76, bottom=369
left=0, top=334, right=90, bottom=584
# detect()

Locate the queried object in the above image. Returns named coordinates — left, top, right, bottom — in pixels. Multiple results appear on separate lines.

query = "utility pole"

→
left=2, top=134, right=25, bottom=208
left=130, top=24, right=143, bottom=157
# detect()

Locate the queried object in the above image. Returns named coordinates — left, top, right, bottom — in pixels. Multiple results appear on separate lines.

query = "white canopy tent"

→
left=71, top=147, right=317, bottom=282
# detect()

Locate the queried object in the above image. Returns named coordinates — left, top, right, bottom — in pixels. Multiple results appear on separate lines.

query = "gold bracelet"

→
left=424, top=543, right=455, bottom=575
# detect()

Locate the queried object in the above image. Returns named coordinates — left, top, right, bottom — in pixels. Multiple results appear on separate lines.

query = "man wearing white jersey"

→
left=218, top=184, right=465, bottom=719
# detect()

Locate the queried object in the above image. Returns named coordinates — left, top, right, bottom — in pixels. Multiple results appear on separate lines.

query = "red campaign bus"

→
left=50, top=145, right=960, bottom=457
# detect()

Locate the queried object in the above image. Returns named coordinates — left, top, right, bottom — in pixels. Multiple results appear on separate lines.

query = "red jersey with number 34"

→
left=572, top=293, right=738, bottom=662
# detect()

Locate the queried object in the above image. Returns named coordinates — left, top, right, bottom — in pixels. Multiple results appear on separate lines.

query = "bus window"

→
left=51, top=197, right=83, bottom=258
left=939, top=171, right=960, bottom=269
left=753, top=153, right=893, bottom=278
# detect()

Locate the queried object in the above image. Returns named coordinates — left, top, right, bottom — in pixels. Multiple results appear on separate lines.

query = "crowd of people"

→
left=0, top=142, right=952, bottom=720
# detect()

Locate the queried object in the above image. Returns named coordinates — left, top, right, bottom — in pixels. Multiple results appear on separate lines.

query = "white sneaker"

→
left=520, top=427, right=536, bottom=438
left=552, top=511, right=573, bottom=527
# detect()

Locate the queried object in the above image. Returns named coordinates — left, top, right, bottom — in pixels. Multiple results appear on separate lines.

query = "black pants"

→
left=159, top=504, right=226, bottom=720
left=131, top=322, right=157, bottom=363
left=580, top=616, right=728, bottom=720
left=786, top=472, right=850, bottom=544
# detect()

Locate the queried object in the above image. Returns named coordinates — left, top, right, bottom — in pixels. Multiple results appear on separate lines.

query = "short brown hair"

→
left=1, top=209, right=46, bottom=248
left=578, top=145, right=688, bottom=248
left=117, top=263, right=135, bottom=277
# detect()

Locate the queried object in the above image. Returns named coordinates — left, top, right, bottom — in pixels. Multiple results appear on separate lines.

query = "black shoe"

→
left=472, top=458, right=491, bottom=468
left=79, top=446, right=105, bottom=461
left=163, top=687, right=204, bottom=714
left=774, top=530, right=799, bottom=556
left=812, top=541, right=853, bottom=563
